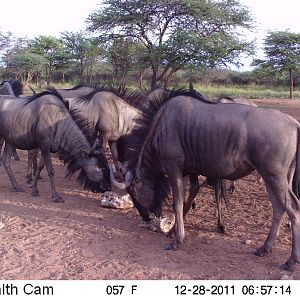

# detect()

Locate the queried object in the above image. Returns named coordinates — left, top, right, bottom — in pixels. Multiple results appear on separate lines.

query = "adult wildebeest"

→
left=63, top=87, right=146, bottom=176
left=25, top=85, right=98, bottom=183
left=108, top=87, right=228, bottom=233
left=0, top=89, right=111, bottom=201
left=119, top=89, right=300, bottom=271
left=0, top=80, right=25, bottom=162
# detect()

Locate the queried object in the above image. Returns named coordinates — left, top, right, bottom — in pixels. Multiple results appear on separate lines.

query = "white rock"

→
left=100, top=192, right=134, bottom=209
left=139, top=215, right=175, bottom=233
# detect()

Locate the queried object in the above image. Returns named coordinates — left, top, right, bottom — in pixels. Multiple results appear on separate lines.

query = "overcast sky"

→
left=1, top=0, right=299, bottom=69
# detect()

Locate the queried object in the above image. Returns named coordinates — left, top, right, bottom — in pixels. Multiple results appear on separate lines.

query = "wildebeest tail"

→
left=211, top=178, right=229, bottom=209
left=292, top=128, right=300, bottom=199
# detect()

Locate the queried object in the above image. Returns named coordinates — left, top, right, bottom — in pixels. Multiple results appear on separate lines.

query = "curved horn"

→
left=109, top=164, right=133, bottom=190
left=91, top=140, right=99, bottom=152
left=28, top=85, right=37, bottom=95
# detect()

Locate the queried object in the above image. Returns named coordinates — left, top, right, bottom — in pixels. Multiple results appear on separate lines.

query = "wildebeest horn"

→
left=91, top=140, right=99, bottom=152
left=109, top=164, right=133, bottom=190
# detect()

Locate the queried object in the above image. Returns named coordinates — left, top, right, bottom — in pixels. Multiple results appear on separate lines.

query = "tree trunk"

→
left=289, top=68, right=294, bottom=99
left=150, top=65, right=158, bottom=90
left=138, top=70, right=145, bottom=89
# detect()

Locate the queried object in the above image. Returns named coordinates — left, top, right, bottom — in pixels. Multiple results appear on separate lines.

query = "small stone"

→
left=280, top=272, right=293, bottom=280
left=139, top=215, right=175, bottom=233
left=245, top=239, right=252, bottom=245
left=0, top=222, right=4, bottom=230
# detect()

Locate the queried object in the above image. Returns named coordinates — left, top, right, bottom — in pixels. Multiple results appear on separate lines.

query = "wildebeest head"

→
left=110, top=162, right=170, bottom=221
left=80, top=147, right=111, bottom=192
left=60, top=142, right=111, bottom=193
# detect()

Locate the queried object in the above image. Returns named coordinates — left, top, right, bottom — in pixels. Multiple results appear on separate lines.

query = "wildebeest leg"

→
left=255, top=181, right=285, bottom=257
left=1, top=143, right=24, bottom=192
left=26, top=149, right=40, bottom=184
left=0, top=138, right=3, bottom=166
left=229, top=180, right=235, bottom=192
left=12, top=148, right=20, bottom=161
left=183, top=175, right=200, bottom=218
left=109, top=141, right=124, bottom=180
left=165, top=165, right=185, bottom=251
left=41, top=148, right=63, bottom=203
left=26, top=150, right=34, bottom=183
left=214, top=180, right=226, bottom=234
left=31, top=156, right=45, bottom=197
left=256, top=176, right=300, bottom=270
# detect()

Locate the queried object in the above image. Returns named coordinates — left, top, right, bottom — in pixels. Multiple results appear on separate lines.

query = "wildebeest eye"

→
left=132, top=178, right=142, bottom=187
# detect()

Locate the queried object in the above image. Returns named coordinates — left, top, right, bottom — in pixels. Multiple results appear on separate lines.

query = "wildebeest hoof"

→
left=164, top=243, right=178, bottom=251
left=51, top=196, right=64, bottom=203
left=217, top=225, right=226, bottom=234
left=254, top=247, right=271, bottom=257
left=13, top=187, right=24, bottom=192
left=280, top=259, right=299, bottom=272
left=14, top=156, right=20, bottom=161
left=31, top=191, right=40, bottom=197
left=167, top=226, right=175, bottom=238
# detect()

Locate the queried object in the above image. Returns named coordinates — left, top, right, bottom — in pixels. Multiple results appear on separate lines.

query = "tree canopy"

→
left=87, top=0, right=255, bottom=89
left=253, top=31, right=300, bottom=98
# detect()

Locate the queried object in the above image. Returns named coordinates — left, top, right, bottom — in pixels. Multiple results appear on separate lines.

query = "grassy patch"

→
left=191, top=84, right=300, bottom=99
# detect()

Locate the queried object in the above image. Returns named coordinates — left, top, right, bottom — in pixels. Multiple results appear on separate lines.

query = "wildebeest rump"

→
left=0, top=80, right=25, bottom=162
left=0, top=89, right=111, bottom=201
left=128, top=89, right=300, bottom=271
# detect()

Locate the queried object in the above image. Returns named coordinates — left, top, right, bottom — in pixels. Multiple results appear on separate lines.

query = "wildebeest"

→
left=63, top=87, right=146, bottom=177
left=0, top=80, right=25, bottom=162
left=0, top=89, right=111, bottom=201
left=119, top=89, right=300, bottom=271
left=108, top=87, right=228, bottom=233
left=25, top=85, right=97, bottom=183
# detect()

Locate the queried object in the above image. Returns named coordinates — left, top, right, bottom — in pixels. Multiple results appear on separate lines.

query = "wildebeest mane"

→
left=75, top=85, right=146, bottom=111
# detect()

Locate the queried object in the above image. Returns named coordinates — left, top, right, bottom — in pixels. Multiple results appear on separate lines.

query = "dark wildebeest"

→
left=0, top=89, right=111, bottom=201
left=119, top=89, right=300, bottom=271
left=0, top=80, right=24, bottom=162
left=25, top=85, right=97, bottom=183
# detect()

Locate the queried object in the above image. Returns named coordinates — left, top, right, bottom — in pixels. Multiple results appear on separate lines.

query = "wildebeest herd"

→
left=0, top=80, right=299, bottom=273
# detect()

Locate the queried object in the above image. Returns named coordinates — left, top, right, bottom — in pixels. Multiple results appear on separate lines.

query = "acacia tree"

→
left=253, top=31, right=300, bottom=99
left=29, top=35, right=67, bottom=85
left=87, top=0, right=254, bottom=89
left=0, top=30, right=12, bottom=51
left=7, top=51, right=46, bottom=85
left=61, top=31, right=103, bottom=83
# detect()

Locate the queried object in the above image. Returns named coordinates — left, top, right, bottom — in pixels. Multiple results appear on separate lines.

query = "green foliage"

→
left=28, top=35, right=68, bottom=84
left=252, top=31, right=300, bottom=98
left=61, top=31, right=103, bottom=82
left=8, top=51, right=46, bottom=85
left=0, top=30, right=12, bottom=50
left=86, top=0, right=255, bottom=89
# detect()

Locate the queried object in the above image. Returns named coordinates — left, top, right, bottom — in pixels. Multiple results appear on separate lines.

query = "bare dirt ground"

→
left=1, top=98, right=300, bottom=280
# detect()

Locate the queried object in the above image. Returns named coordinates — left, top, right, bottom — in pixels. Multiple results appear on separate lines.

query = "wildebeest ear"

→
left=80, top=150, right=90, bottom=159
